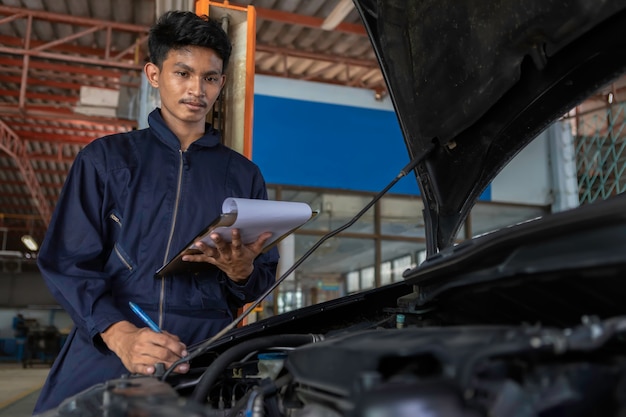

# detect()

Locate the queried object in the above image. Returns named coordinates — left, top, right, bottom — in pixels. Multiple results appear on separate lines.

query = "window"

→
left=346, top=271, right=360, bottom=293
left=262, top=185, right=547, bottom=318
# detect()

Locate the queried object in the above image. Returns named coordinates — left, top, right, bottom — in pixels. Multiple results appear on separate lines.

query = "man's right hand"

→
left=101, top=320, right=189, bottom=375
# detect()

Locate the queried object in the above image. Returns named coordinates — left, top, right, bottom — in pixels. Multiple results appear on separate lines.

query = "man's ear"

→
left=144, top=62, right=160, bottom=88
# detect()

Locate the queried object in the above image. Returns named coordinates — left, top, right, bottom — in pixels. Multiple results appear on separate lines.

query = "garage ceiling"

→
left=0, top=0, right=385, bottom=259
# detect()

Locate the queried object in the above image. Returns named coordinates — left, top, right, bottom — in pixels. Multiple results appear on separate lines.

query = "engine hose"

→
left=227, top=374, right=292, bottom=417
left=191, top=333, right=323, bottom=403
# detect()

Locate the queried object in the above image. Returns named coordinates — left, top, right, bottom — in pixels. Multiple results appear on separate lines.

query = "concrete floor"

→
left=0, top=363, right=49, bottom=417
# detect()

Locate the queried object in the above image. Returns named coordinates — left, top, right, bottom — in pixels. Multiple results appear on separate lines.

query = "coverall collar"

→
left=148, top=108, right=221, bottom=151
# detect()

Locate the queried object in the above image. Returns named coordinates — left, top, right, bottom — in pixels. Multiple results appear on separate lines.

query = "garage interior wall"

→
left=252, top=74, right=553, bottom=204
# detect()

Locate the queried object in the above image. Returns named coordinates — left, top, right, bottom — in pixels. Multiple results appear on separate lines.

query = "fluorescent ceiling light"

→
left=21, top=235, right=38, bottom=252
left=321, top=0, right=354, bottom=31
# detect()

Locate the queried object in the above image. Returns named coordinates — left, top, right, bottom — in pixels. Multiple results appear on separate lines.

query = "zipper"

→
left=114, top=244, right=133, bottom=271
left=110, top=213, right=122, bottom=226
left=109, top=215, right=132, bottom=271
left=159, top=150, right=185, bottom=328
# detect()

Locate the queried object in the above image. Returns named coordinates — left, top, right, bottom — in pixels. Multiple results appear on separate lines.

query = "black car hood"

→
left=353, top=0, right=626, bottom=253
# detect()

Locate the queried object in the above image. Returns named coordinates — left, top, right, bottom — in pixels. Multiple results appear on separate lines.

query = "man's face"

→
left=145, top=45, right=226, bottom=130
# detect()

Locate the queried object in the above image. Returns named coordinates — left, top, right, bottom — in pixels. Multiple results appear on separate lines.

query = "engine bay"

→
left=48, top=311, right=626, bottom=417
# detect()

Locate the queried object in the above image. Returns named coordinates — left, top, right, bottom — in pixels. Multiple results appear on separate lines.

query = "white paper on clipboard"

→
left=194, top=197, right=313, bottom=249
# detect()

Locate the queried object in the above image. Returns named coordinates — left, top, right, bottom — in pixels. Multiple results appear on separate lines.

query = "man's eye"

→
left=206, top=76, right=219, bottom=83
left=176, top=71, right=188, bottom=77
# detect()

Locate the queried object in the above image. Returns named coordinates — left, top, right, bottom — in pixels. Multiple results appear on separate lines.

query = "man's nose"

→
left=189, top=76, right=205, bottom=96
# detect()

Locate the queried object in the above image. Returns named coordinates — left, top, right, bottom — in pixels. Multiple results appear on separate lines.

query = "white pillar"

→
left=548, top=120, right=580, bottom=212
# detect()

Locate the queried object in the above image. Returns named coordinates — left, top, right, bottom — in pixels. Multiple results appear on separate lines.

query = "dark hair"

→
left=148, top=10, right=232, bottom=71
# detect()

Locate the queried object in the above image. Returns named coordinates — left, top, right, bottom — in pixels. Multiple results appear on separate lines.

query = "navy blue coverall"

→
left=33, top=109, right=279, bottom=413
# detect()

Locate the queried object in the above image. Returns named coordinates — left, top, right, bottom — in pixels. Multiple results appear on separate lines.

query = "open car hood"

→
left=354, top=0, right=626, bottom=253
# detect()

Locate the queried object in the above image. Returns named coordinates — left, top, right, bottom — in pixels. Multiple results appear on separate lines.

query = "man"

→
left=33, top=10, right=278, bottom=414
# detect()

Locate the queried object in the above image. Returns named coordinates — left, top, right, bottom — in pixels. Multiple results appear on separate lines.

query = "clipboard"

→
left=155, top=198, right=315, bottom=278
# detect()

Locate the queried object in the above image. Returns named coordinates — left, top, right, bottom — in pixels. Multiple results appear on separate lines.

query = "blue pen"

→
left=129, top=301, right=161, bottom=333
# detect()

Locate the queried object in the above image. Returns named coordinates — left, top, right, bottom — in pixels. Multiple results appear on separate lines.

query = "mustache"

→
left=179, top=99, right=207, bottom=107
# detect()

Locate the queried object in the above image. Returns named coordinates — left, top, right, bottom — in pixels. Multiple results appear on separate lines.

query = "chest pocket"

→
left=105, top=211, right=137, bottom=284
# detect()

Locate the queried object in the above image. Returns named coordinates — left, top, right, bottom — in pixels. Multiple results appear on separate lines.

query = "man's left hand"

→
left=182, top=228, right=272, bottom=283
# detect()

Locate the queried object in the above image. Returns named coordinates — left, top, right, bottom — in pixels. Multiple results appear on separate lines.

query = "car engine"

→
left=46, top=311, right=626, bottom=417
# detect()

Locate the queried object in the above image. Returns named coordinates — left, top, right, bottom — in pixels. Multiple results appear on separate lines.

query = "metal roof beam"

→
left=0, top=74, right=81, bottom=91
left=0, top=89, right=78, bottom=104
left=0, top=6, right=146, bottom=70
left=255, top=6, right=366, bottom=36
left=0, top=104, right=135, bottom=128
left=256, top=43, right=379, bottom=68
left=0, top=57, right=132, bottom=81
left=9, top=122, right=118, bottom=136
left=18, top=132, right=96, bottom=145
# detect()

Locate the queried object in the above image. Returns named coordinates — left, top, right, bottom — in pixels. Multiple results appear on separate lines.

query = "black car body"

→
left=40, top=0, right=626, bottom=416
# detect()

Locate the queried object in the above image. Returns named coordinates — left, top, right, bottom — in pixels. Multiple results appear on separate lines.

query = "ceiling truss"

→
left=0, top=1, right=384, bottom=255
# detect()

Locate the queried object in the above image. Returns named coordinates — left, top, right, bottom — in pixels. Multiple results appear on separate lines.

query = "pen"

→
left=129, top=301, right=161, bottom=333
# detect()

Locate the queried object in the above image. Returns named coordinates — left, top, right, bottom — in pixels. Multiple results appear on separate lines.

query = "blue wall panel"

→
left=252, top=94, right=491, bottom=200
left=252, top=95, right=418, bottom=195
